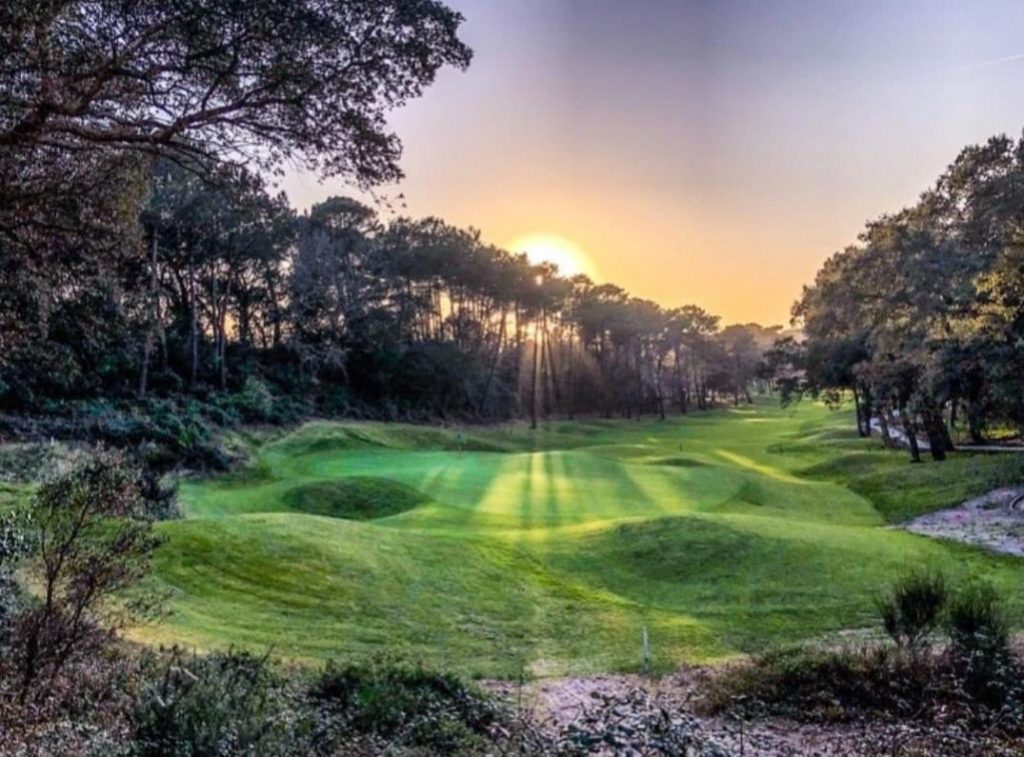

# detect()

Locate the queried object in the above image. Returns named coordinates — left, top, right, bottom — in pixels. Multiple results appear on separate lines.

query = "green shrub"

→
left=212, top=377, right=278, bottom=424
left=875, top=569, right=947, bottom=653
left=948, top=582, right=1010, bottom=657
left=13, top=449, right=164, bottom=703
left=133, top=649, right=296, bottom=756
left=703, top=579, right=1024, bottom=729
left=308, top=658, right=498, bottom=755
left=947, top=582, right=1013, bottom=703
left=0, top=507, right=30, bottom=645
left=698, top=644, right=920, bottom=721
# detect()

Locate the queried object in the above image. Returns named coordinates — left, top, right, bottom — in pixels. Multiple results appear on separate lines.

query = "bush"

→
left=948, top=582, right=1010, bottom=657
left=702, top=577, right=1024, bottom=735
left=947, top=582, right=1013, bottom=703
left=12, top=450, right=164, bottom=704
left=308, top=658, right=498, bottom=755
left=875, top=568, right=947, bottom=653
left=133, top=649, right=297, bottom=756
left=0, top=507, right=30, bottom=646
left=698, top=644, right=922, bottom=721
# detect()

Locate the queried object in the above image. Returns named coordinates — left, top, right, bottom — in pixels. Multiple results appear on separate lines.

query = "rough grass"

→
left=125, top=400, right=1024, bottom=677
left=800, top=446, right=1024, bottom=523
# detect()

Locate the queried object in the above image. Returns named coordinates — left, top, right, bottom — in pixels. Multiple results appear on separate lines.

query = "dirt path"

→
left=905, top=486, right=1024, bottom=556
left=483, top=672, right=948, bottom=755
left=870, top=416, right=1024, bottom=455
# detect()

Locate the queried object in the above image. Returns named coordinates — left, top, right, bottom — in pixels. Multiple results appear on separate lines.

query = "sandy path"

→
left=484, top=672, right=919, bottom=755
left=904, top=486, right=1024, bottom=557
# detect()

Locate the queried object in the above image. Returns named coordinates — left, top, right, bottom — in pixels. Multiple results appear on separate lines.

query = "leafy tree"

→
left=12, top=450, right=164, bottom=703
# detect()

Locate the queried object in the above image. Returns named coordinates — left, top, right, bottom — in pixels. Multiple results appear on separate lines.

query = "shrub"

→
left=948, top=582, right=1010, bottom=657
left=144, top=474, right=181, bottom=521
left=11, top=449, right=164, bottom=703
left=702, top=578, right=1024, bottom=735
left=698, top=644, right=921, bottom=721
left=133, top=649, right=296, bottom=756
left=947, top=582, right=1013, bottom=703
left=0, top=507, right=31, bottom=646
left=235, top=376, right=276, bottom=422
left=875, top=568, right=947, bottom=654
left=308, top=658, right=498, bottom=755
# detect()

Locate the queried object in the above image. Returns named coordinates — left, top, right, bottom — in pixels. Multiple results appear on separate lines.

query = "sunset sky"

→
left=283, top=0, right=1024, bottom=325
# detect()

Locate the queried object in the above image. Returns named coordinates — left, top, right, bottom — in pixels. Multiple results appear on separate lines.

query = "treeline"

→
left=2, top=157, right=779, bottom=424
left=0, top=1, right=780, bottom=430
left=779, top=132, right=1024, bottom=461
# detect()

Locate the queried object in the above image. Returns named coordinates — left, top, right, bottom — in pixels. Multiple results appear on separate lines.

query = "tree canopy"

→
left=787, top=132, right=1024, bottom=460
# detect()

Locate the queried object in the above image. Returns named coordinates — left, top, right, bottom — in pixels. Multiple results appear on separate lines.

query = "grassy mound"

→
left=283, top=477, right=432, bottom=520
left=148, top=401, right=1024, bottom=676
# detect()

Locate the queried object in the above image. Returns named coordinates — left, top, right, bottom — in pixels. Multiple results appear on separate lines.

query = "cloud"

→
left=960, top=52, right=1024, bottom=71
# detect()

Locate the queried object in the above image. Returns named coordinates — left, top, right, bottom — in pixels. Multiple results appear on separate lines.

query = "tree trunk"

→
left=853, top=387, right=867, bottom=437
left=188, top=249, right=198, bottom=388
left=530, top=319, right=541, bottom=430
left=967, top=401, right=986, bottom=444
left=656, top=355, right=666, bottom=420
left=917, top=401, right=952, bottom=460
left=566, top=327, right=576, bottom=421
left=543, top=317, right=560, bottom=415
left=218, top=276, right=232, bottom=390
left=900, top=406, right=922, bottom=463
left=138, top=231, right=158, bottom=398
left=861, top=384, right=874, bottom=437
left=479, top=310, right=506, bottom=417
left=876, top=404, right=896, bottom=449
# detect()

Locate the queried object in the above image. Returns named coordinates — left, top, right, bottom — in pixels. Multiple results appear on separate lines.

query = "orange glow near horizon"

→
left=508, top=233, right=599, bottom=280
left=283, top=1, right=1024, bottom=326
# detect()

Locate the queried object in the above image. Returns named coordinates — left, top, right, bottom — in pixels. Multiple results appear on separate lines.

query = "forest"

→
left=2, top=154, right=779, bottom=431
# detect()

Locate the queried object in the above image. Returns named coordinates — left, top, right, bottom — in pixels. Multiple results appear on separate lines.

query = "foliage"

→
left=308, top=658, right=499, bottom=754
left=787, top=132, right=1024, bottom=458
left=704, top=579, right=1024, bottom=740
left=132, top=648, right=296, bottom=757
left=700, top=643, right=919, bottom=721
left=947, top=582, right=1013, bottom=703
left=0, top=0, right=775, bottom=430
left=2, top=157, right=777, bottom=434
left=875, top=569, right=947, bottom=653
left=948, top=583, right=1010, bottom=658
left=0, top=506, right=31, bottom=646
left=11, top=449, right=164, bottom=703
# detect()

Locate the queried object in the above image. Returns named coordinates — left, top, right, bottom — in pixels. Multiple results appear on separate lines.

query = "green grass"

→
left=800, top=448, right=1024, bottom=523
left=282, top=477, right=434, bottom=520
left=136, top=400, right=1024, bottom=677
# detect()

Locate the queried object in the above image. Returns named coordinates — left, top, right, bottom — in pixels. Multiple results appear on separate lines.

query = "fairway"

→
left=142, top=402, right=1024, bottom=677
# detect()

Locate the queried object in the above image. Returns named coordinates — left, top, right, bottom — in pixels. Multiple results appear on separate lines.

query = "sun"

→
left=508, top=233, right=598, bottom=280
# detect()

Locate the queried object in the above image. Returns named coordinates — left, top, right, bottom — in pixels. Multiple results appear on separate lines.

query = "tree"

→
left=789, top=131, right=1024, bottom=459
left=0, top=0, right=472, bottom=190
left=13, top=450, right=164, bottom=703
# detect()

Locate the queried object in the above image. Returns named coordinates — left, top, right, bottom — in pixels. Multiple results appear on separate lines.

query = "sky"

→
left=282, top=0, right=1024, bottom=326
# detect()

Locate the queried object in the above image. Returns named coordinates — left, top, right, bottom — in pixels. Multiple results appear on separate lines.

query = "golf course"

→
left=140, top=400, right=1024, bottom=677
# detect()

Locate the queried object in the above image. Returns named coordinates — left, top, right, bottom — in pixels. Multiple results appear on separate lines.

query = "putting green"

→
left=138, top=401, right=1024, bottom=676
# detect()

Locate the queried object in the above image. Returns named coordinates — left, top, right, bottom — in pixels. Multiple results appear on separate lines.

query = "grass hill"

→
left=136, top=400, right=1024, bottom=677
